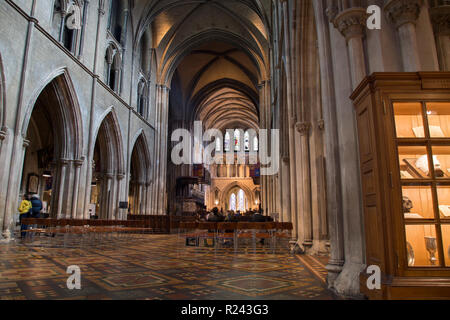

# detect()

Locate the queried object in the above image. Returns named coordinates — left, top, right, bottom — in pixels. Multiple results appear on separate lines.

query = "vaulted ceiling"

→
left=132, top=0, right=271, bottom=130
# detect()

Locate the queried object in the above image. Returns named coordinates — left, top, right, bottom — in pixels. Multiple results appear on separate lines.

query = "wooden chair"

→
left=197, top=222, right=217, bottom=248
left=216, top=222, right=237, bottom=249
left=273, top=222, right=293, bottom=252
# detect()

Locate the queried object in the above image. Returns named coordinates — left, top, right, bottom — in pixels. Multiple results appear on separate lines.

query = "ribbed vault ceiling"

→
left=133, top=0, right=270, bottom=130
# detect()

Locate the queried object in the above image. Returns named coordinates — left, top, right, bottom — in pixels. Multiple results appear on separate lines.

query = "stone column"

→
left=116, top=174, right=125, bottom=220
left=333, top=7, right=368, bottom=89
left=144, top=182, right=150, bottom=215
left=77, top=0, right=89, bottom=59
left=104, top=173, right=113, bottom=220
left=71, top=159, right=84, bottom=219
left=385, top=0, right=423, bottom=72
left=429, top=4, right=450, bottom=71
left=280, top=157, right=291, bottom=223
left=138, top=182, right=144, bottom=215
left=314, top=0, right=345, bottom=286
left=56, top=159, right=69, bottom=219
left=58, top=11, right=67, bottom=43
left=159, top=86, right=170, bottom=215
left=297, top=121, right=313, bottom=249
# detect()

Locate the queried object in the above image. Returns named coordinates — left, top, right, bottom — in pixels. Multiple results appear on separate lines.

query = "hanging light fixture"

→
left=42, top=171, right=52, bottom=178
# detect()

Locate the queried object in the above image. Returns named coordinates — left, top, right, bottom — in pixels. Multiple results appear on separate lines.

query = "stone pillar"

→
left=58, top=12, right=67, bottom=43
left=104, top=173, right=113, bottom=220
left=384, top=0, right=423, bottom=72
left=56, top=159, right=69, bottom=219
left=280, top=157, right=291, bottom=223
left=159, top=86, right=170, bottom=215
left=429, top=4, right=450, bottom=71
left=116, top=174, right=125, bottom=220
left=314, top=0, right=345, bottom=287
left=71, top=159, right=84, bottom=219
left=297, top=121, right=313, bottom=249
left=333, top=7, right=368, bottom=89
left=77, top=0, right=89, bottom=59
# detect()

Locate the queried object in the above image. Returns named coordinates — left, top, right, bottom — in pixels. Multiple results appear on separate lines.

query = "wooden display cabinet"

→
left=351, top=73, right=450, bottom=300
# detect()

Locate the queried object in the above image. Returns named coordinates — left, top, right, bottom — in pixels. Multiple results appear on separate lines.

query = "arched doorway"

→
left=20, top=73, right=82, bottom=219
left=91, top=111, right=124, bottom=220
left=129, top=133, right=151, bottom=216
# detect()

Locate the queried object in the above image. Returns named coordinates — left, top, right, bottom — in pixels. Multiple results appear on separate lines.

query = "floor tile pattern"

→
left=0, top=234, right=336, bottom=300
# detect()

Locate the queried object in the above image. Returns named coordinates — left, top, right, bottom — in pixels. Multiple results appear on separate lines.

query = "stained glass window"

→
left=253, top=136, right=259, bottom=152
left=215, top=137, right=221, bottom=152
left=230, top=193, right=236, bottom=211
left=234, top=130, right=240, bottom=151
left=224, top=132, right=230, bottom=152
left=238, top=189, right=245, bottom=212
left=244, top=131, right=250, bottom=151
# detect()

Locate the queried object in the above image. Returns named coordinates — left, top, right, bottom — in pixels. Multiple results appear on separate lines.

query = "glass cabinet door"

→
left=393, top=101, right=450, bottom=269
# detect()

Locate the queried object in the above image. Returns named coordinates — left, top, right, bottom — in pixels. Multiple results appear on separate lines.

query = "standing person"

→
left=30, top=194, right=43, bottom=218
left=19, top=194, right=32, bottom=239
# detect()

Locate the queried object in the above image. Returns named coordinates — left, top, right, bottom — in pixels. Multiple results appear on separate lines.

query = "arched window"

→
left=234, top=130, right=240, bottom=151
left=215, top=137, right=221, bottom=152
left=137, top=80, right=147, bottom=118
left=238, top=189, right=245, bottom=212
left=109, top=0, right=125, bottom=41
left=244, top=131, right=250, bottom=151
left=224, top=132, right=231, bottom=152
left=253, top=136, right=259, bottom=152
left=229, top=193, right=237, bottom=211
left=105, top=44, right=121, bottom=92
left=53, top=0, right=84, bottom=53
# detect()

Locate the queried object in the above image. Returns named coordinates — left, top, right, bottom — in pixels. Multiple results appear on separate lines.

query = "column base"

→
left=0, top=229, right=13, bottom=243
left=306, top=240, right=330, bottom=255
left=289, top=239, right=305, bottom=254
left=328, top=261, right=366, bottom=299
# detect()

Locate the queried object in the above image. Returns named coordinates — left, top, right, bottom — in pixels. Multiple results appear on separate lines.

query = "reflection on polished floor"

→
left=0, top=234, right=336, bottom=300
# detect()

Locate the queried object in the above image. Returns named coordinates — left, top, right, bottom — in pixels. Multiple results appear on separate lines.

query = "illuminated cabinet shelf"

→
left=351, top=73, right=450, bottom=300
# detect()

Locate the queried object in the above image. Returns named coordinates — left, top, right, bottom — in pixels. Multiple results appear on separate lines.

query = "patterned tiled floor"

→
left=0, top=234, right=336, bottom=300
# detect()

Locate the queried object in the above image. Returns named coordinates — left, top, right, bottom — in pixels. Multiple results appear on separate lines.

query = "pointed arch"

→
left=21, top=68, right=83, bottom=160
left=92, top=107, right=125, bottom=175
left=129, top=130, right=152, bottom=184
left=128, top=130, right=152, bottom=215
left=220, top=181, right=254, bottom=210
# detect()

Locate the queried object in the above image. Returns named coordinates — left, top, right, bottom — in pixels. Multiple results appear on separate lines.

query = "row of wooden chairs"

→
left=178, top=222, right=293, bottom=252
left=19, top=218, right=167, bottom=248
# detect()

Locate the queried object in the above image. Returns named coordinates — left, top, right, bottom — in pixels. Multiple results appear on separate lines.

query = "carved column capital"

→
left=296, top=122, right=311, bottom=136
left=429, top=5, right=450, bottom=36
left=0, top=128, right=7, bottom=141
left=59, top=158, right=70, bottom=166
left=104, top=172, right=114, bottom=180
left=74, top=159, right=84, bottom=168
left=384, top=0, right=423, bottom=29
left=23, top=139, right=30, bottom=148
left=333, top=8, right=367, bottom=41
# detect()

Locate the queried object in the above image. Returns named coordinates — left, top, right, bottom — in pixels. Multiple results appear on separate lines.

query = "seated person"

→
left=207, top=207, right=224, bottom=222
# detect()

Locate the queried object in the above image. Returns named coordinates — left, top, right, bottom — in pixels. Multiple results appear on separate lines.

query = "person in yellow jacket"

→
left=19, top=194, right=32, bottom=238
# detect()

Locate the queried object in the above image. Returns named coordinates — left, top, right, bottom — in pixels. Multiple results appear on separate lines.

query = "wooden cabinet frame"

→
left=352, top=73, right=450, bottom=300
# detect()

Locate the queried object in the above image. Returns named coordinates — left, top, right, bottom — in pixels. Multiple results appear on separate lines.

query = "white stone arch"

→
left=21, top=68, right=83, bottom=160
left=128, top=130, right=152, bottom=215
left=19, top=68, right=84, bottom=218
left=129, top=129, right=152, bottom=184
left=92, top=107, right=125, bottom=176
